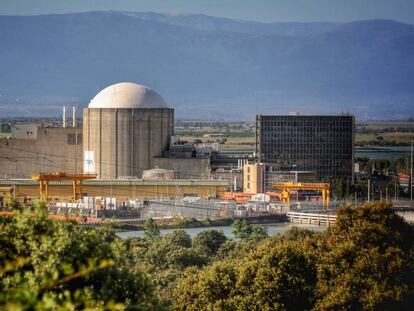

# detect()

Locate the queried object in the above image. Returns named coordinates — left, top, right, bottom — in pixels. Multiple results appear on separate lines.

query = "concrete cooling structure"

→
left=83, top=82, right=174, bottom=179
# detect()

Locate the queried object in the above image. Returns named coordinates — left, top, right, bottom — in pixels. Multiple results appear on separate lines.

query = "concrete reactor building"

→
left=83, top=82, right=174, bottom=179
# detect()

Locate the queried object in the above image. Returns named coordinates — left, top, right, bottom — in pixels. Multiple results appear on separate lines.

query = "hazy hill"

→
left=123, top=11, right=339, bottom=36
left=0, top=11, right=413, bottom=119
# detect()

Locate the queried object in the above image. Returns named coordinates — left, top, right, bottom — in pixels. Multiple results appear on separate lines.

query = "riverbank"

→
left=111, top=214, right=288, bottom=231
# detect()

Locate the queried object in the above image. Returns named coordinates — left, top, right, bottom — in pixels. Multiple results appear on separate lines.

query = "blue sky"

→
left=0, top=0, right=413, bottom=24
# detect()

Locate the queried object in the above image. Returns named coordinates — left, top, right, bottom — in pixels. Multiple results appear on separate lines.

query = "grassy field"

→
left=355, top=132, right=413, bottom=145
left=355, top=122, right=414, bottom=145
left=178, top=120, right=414, bottom=149
left=361, top=122, right=414, bottom=130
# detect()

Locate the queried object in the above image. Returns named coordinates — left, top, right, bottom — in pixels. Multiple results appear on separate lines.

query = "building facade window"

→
left=255, top=115, right=354, bottom=181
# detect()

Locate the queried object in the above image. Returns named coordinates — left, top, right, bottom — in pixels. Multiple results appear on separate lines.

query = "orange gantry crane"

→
left=272, top=182, right=331, bottom=208
left=32, top=172, right=97, bottom=201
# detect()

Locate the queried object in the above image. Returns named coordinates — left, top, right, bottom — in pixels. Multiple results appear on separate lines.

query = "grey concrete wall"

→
left=11, top=123, right=38, bottom=139
left=83, top=108, right=174, bottom=179
left=0, top=126, right=83, bottom=178
left=152, top=158, right=211, bottom=179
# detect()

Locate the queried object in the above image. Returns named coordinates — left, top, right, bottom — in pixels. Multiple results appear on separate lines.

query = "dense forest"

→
left=1, top=202, right=413, bottom=310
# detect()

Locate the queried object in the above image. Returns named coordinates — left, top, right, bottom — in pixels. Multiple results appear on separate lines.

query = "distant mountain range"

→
left=0, top=11, right=413, bottom=119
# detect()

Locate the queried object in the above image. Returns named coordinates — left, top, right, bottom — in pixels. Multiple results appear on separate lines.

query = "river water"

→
left=355, top=146, right=412, bottom=160
left=118, top=222, right=326, bottom=239
left=118, top=210, right=414, bottom=239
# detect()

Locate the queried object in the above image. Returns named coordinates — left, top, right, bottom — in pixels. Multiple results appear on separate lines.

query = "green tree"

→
left=173, top=261, right=240, bottom=311
left=232, top=219, right=252, bottom=240
left=122, top=236, right=149, bottom=268
left=173, top=202, right=414, bottom=310
left=164, top=229, right=192, bottom=248
left=142, top=230, right=208, bottom=304
left=215, top=240, right=237, bottom=260
left=332, top=178, right=349, bottom=200
left=281, top=226, right=316, bottom=241
left=0, top=204, right=163, bottom=310
left=166, top=248, right=208, bottom=270
left=251, top=225, right=268, bottom=240
left=315, top=202, right=414, bottom=310
left=144, top=218, right=161, bottom=241
left=353, top=179, right=369, bottom=200
left=173, top=237, right=317, bottom=310
left=145, top=230, right=206, bottom=271
left=193, top=230, right=227, bottom=256
left=236, top=239, right=318, bottom=310
left=232, top=219, right=268, bottom=241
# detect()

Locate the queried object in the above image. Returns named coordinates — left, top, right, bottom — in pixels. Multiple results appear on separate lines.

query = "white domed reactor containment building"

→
left=83, top=82, right=174, bottom=179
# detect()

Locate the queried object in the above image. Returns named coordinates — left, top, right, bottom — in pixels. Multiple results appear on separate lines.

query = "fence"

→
left=287, top=211, right=337, bottom=226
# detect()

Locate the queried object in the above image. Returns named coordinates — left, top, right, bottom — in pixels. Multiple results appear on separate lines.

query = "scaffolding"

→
left=272, top=182, right=331, bottom=208
left=32, top=172, right=97, bottom=201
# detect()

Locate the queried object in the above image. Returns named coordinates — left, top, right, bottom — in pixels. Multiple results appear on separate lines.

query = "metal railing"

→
left=287, top=211, right=337, bottom=226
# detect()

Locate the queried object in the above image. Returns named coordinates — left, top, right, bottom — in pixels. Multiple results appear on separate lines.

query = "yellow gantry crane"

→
left=32, top=172, right=97, bottom=201
left=272, top=182, right=331, bottom=208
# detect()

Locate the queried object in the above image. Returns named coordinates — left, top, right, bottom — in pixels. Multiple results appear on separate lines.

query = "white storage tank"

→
left=142, top=168, right=175, bottom=180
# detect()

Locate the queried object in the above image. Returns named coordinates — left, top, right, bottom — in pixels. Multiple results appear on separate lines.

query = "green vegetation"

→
left=231, top=219, right=268, bottom=240
left=174, top=203, right=414, bottom=310
left=175, top=120, right=256, bottom=150
left=192, top=230, right=227, bottom=256
left=144, top=218, right=161, bottom=241
left=1, top=202, right=413, bottom=310
left=0, top=204, right=162, bottom=310
left=356, top=122, right=414, bottom=146
left=328, top=155, right=414, bottom=200
left=315, top=203, right=414, bottom=310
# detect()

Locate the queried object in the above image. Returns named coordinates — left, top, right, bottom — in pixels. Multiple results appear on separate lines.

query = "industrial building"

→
left=242, top=162, right=316, bottom=193
left=255, top=114, right=354, bottom=181
left=0, top=118, right=82, bottom=178
left=83, top=82, right=174, bottom=179
left=0, top=178, right=227, bottom=204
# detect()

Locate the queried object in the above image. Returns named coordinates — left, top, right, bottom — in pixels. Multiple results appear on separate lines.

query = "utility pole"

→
left=74, top=105, right=78, bottom=175
left=292, top=164, right=298, bottom=202
left=75, top=126, right=78, bottom=174
left=367, top=179, right=370, bottom=202
left=13, top=160, right=16, bottom=200
left=295, top=170, right=298, bottom=202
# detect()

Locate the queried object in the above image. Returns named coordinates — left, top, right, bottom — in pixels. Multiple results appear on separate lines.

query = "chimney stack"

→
left=72, top=106, right=76, bottom=127
left=63, top=106, right=67, bottom=128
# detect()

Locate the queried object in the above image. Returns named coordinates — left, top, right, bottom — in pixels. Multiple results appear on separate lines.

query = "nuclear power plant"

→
left=0, top=82, right=230, bottom=204
left=83, top=82, right=174, bottom=179
left=0, top=81, right=356, bottom=214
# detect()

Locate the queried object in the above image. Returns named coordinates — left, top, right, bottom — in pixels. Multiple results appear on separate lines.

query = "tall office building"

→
left=255, top=114, right=354, bottom=181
